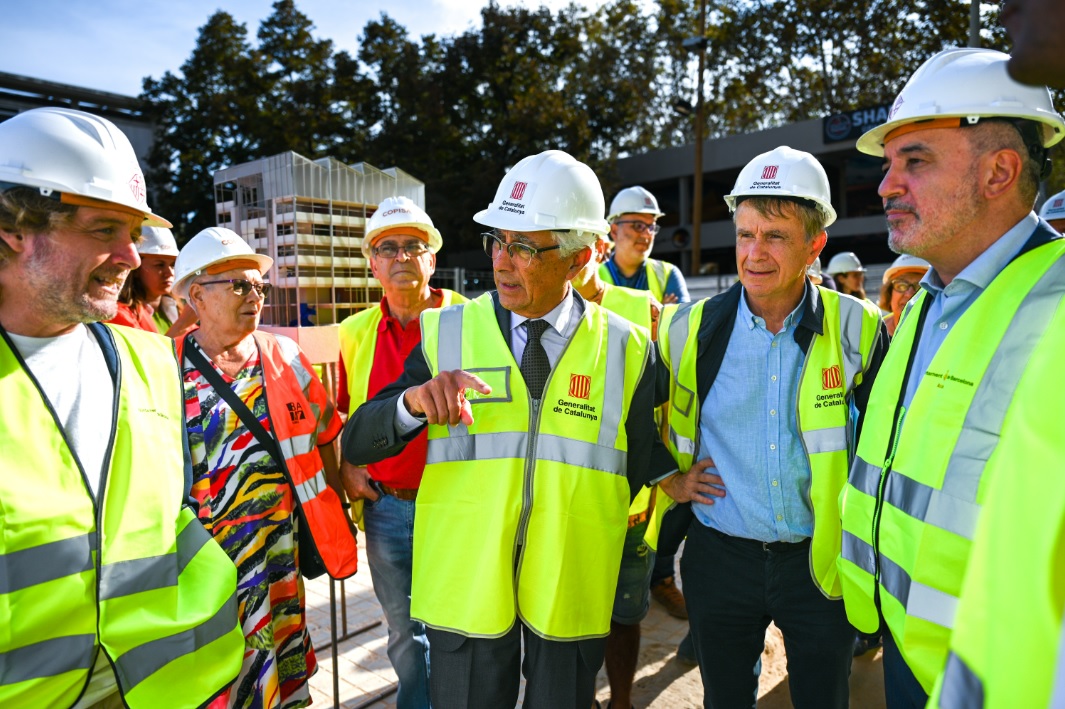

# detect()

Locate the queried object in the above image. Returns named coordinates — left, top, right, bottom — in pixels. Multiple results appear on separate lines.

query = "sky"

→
left=1, top=0, right=596, bottom=97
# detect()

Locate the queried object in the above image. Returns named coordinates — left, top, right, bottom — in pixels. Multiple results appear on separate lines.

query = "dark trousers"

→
left=883, top=627, right=929, bottom=709
left=650, top=501, right=694, bottom=584
left=425, top=622, right=606, bottom=709
left=681, top=522, right=854, bottom=709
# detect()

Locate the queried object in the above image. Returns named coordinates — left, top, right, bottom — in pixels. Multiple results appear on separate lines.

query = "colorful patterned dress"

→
left=183, top=340, right=315, bottom=709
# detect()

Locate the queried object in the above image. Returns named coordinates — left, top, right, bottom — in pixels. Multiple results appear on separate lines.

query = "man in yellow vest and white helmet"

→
left=343, top=149, right=672, bottom=709
left=917, top=18, right=1065, bottom=707
left=0, top=107, right=243, bottom=708
left=337, top=195, right=465, bottom=708
left=836, top=47, right=1065, bottom=709
left=655, top=145, right=886, bottom=709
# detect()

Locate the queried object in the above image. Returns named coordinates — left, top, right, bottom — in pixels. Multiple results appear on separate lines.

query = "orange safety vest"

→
left=178, top=330, right=358, bottom=579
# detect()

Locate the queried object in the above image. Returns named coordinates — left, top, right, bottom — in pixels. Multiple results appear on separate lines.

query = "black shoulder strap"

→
left=183, top=335, right=292, bottom=483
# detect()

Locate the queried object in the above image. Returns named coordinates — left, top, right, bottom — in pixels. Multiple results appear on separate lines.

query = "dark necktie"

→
left=521, top=319, right=551, bottom=400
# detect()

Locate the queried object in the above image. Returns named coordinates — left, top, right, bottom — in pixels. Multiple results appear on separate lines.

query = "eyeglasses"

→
left=482, top=232, right=560, bottom=265
left=614, top=220, right=660, bottom=235
left=891, top=280, right=920, bottom=294
left=199, top=279, right=272, bottom=298
left=373, top=242, right=430, bottom=259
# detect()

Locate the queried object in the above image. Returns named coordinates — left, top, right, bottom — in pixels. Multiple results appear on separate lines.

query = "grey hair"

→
left=554, top=229, right=596, bottom=257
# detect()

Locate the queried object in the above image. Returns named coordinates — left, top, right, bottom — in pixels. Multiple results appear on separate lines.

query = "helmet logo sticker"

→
left=890, top=95, right=905, bottom=118
left=761, top=165, right=779, bottom=180
left=381, top=207, right=412, bottom=218
left=129, top=173, right=146, bottom=205
left=510, top=181, right=528, bottom=200
left=1055, top=199, right=1063, bottom=208
left=643, top=197, right=654, bottom=207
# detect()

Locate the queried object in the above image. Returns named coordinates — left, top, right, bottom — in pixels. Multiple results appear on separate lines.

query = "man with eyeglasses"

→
left=343, top=150, right=673, bottom=709
left=0, top=107, right=244, bottom=708
left=337, top=196, right=466, bottom=709
left=601, top=186, right=690, bottom=307
left=876, top=254, right=929, bottom=338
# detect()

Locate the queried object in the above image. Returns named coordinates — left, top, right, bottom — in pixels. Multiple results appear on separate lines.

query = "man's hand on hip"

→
left=340, top=461, right=379, bottom=502
left=403, top=369, right=492, bottom=427
left=659, top=457, right=725, bottom=505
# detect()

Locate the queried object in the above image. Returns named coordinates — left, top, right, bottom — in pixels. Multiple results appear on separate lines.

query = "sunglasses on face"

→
left=199, top=279, right=272, bottom=298
left=890, top=280, right=920, bottom=294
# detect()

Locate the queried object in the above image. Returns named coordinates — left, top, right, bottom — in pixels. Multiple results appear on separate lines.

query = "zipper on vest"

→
left=871, top=404, right=906, bottom=611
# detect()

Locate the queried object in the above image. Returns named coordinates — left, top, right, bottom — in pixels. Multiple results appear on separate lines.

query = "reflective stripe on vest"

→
left=839, top=237, right=1065, bottom=692
left=413, top=294, right=648, bottom=639
left=339, top=289, right=467, bottom=413
left=0, top=325, right=243, bottom=708
left=600, top=259, right=672, bottom=302
left=658, top=289, right=879, bottom=594
left=937, top=651, right=984, bottom=708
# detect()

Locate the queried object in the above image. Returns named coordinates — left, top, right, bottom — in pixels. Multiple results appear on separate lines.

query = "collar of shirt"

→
left=920, top=212, right=1038, bottom=298
left=737, top=285, right=808, bottom=334
left=509, top=288, right=578, bottom=340
left=377, top=288, right=443, bottom=333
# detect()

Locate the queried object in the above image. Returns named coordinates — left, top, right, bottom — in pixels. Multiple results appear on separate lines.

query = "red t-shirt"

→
left=338, top=290, right=443, bottom=489
left=107, top=302, right=159, bottom=333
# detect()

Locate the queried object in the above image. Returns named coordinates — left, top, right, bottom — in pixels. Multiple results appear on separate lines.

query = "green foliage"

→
left=140, top=0, right=1061, bottom=247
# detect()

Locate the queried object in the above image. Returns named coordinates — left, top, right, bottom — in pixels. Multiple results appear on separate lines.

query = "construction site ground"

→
left=304, top=537, right=887, bottom=708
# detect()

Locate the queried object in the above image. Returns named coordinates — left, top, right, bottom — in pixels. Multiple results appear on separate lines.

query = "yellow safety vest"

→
left=0, top=324, right=243, bottom=709
left=600, top=258, right=673, bottom=303
left=412, top=293, right=650, bottom=639
left=838, top=236, right=1065, bottom=692
left=659, top=287, right=881, bottom=596
left=929, top=298, right=1065, bottom=708
left=338, top=289, right=467, bottom=415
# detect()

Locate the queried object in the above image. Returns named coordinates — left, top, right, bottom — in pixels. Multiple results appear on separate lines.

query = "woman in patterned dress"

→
left=172, top=227, right=354, bottom=709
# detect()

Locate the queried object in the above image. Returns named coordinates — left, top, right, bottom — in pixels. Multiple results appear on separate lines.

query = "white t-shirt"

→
left=7, top=324, right=119, bottom=705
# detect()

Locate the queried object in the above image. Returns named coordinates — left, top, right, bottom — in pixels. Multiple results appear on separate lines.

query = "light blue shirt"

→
left=903, top=212, right=1037, bottom=408
left=692, top=289, right=813, bottom=543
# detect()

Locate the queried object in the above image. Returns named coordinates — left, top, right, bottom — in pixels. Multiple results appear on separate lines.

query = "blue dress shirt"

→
left=693, top=289, right=813, bottom=542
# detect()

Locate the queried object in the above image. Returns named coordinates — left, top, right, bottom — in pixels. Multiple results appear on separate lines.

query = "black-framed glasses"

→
left=890, top=280, right=920, bottom=294
left=199, top=279, right=272, bottom=298
left=614, top=220, right=660, bottom=235
left=373, top=242, right=430, bottom=259
left=482, top=232, right=560, bottom=265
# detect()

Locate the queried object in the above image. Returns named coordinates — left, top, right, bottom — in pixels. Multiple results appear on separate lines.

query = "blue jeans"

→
left=681, top=522, right=854, bottom=709
left=364, top=492, right=431, bottom=709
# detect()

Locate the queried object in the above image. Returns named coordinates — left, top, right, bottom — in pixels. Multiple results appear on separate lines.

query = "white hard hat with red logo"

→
left=173, top=227, right=273, bottom=298
left=607, top=186, right=665, bottom=222
left=1039, top=189, right=1065, bottom=222
left=724, top=145, right=837, bottom=227
left=361, top=196, right=443, bottom=259
left=138, top=226, right=179, bottom=257
left=857, top=48, right=1065, bottom=157
left=0, top=107, right=171, bottom=227
left=474, top=150, right=610, bottom=237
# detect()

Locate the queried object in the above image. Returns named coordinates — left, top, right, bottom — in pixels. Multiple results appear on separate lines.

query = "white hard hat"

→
left=1039, top=189, right=1065, bottom=221
left=607, top=186, right=665, bottom=222
left=474, top=150, right=610, bottom=236
left=173, top=227, right=273, bottom=298
left=724, top=146, right=837, bottom=227
left=858, top=48, right=1065, bottom=157
left=362, top=196, right=443, bottom=259
left=0, top=107, right=171, bottom=227
left=138, top=226, right=179, bottom=257
left=883, top=253, right=931, bottom=283
left=825, top=252, right=864, bottom=275
left=807, top=256, right=823, bottom=279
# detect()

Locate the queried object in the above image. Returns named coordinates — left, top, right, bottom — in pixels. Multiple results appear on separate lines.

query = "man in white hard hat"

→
left=1039, top=188, right=1065, bottom=233
left=0, top=107, right=244, bottom=708
left=656, top=145, right=886, bottom=709
left=337, top=196, right=466, bottom=708
left=601, top=186, right=690, bottom=305
left=836, top=48, right=1065, bottom=709
left=938, top=14, right=1065, bottom=709
left=343, top=150, right=673, bottom=708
